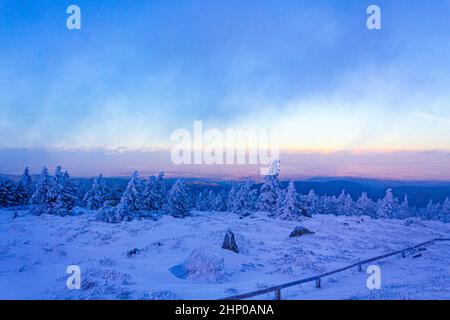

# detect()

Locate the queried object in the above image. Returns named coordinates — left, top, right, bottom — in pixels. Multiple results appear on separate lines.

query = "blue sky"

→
left=1, top=0, right=450, bottom=177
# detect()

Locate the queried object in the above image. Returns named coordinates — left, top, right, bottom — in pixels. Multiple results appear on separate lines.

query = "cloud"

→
left=1, top=147, right=450, bottom=181
left=414, top=113, right=450, bottom=126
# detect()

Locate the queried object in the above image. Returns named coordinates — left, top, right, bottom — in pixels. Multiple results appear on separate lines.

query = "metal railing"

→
left=220, top=238, right=450, bottom=300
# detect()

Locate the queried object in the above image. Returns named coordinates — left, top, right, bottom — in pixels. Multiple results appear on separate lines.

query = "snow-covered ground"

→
left=0, top=209, right=448, bottom=300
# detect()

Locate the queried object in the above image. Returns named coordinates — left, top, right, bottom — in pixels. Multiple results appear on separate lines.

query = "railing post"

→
left=275, top=289, right=281, bottom=300
left=219, top=238, right=449, bottom=300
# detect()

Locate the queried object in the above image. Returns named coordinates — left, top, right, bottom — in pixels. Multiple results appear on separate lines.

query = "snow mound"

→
left=170, top=247, right=226, bottom=283
left=185, top=248, right=225, bottom=275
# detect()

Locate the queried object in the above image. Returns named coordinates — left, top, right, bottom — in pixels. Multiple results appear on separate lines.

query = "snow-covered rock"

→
left=289, top=226, right=315, bottom=237
left=222, top=230, right=239, bottom=253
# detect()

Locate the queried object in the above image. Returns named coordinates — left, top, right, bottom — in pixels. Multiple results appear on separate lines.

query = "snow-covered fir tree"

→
left=355, top=192, right=377, bottom=217
left=83, top=174, right=107, bottom=210
left=46, top=166, right=77, bottom=215
left=377, top=188, right=399, bottom=219
left=0, top=175, right=16, bottom=207
left=46, top=166, right=63, bottom=204
left=214, top=190, right=228, bottom=212
left=14, top=167, right=34, bottom=205
left=143, top=172, right=167, bottom=211
left=196, top=189, right=216, bottom=211
left=398, top=194, right=410, bottom=219
left=227, top=183, right=241, bottom=212
left=313, top=195, right=328, bottom=215
left=321, top=195, right=338, bottom=215
left=278, top=181, right=301, bottom=220
left=109, top=184, right=123, bottom=207
left=336, top=190, right=354, bottom=216
left=300, top=189, right=319, bottom=217
left=115, top=171, right=145, bottom=221
left=231, top=179, right=257, bottom=215
left=257, top=173, right=281, bottom=215
left=54, top=170, right=77, bottom=214
left=165, top=179, right=191, bottom=218
left=440, top=198, right=450, bottom=223
left=29, top=166, right=51, bottom=213
left=207, top=190, right=217, bottom=210
left=423, top=200, right=441, bottom=221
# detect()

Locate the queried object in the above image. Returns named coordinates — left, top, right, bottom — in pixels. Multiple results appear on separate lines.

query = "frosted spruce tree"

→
left=143, top=172, right=167, bottom=211
left=398, top=194, right=410, bottom=219
left=83, top=174, right=107, bottom=210
left=54, top=170, right=77, bottom=214
left=15, top=167, right=34, bottom=205
left=322, top=195, right=338, bottom=215
left=300, top=189, right=319, bottom=217
left=46, top=166, right=77, bottom=215
left=355, top=192, right=377, bottom=217
left=29, top=166, right=51, bottom=214
left=424, top=200, right=440, bottom=220
left=196, top=190, right=216, bottom=211
left=441, top=198, right=450, bottom=223
left=0, top=176, right=16, bottom=207
left=313, top=195, right=328, bottom=215
left=227, top=183, right=241, bottom=212
left=115, top=171, right=145, bottom=221
left=195, top=190, right=204, bottom=210
left=46, top=166, right=63, bottom=205
left=336, top=190, right=354, bottom=216
left=278, top=181, right=301, bottom=220
left=206, top=190, right=217, bottom=210
left=376, top=188, right=399, bottom=219
left=257, top=161, right=281, bottom=216
left=165, top=179, right=191, bottom=218
left=214, top=190, right=228, bottom=212
left=231, top=179, right=257, bottom=215
left=257, top=174, right=281, bottom=215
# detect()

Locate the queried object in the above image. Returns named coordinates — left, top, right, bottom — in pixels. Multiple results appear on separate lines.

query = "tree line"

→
left=0, top=166, right=449, bottom=223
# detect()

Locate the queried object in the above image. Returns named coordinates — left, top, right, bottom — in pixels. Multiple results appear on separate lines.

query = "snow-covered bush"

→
left=184, top=248, right=225, bottom=280
left=96, top=206, right=119, bottom=223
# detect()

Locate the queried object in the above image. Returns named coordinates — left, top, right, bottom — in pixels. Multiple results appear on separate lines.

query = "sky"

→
left=1, top=0, right=450, bottom=179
